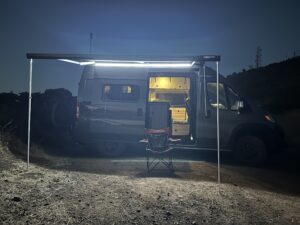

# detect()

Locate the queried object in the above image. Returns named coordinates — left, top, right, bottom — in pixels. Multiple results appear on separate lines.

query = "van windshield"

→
left=207, top=82, right=227, bottom=110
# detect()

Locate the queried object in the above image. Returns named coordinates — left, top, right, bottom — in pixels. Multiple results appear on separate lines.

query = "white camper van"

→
left=72, top=57, right=284, bottom=164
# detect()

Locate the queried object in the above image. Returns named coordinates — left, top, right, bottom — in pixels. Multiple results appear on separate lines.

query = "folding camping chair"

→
left=141, top=102, right=180, bottom=173
left=144, top=128, right=174, bottom=173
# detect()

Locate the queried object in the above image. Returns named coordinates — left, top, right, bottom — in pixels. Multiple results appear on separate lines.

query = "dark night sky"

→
left=0, top=0, right=299, bottom=95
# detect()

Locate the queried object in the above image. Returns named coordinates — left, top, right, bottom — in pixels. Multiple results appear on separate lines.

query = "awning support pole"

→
left=216, top=61, right=221, bottom=193
left=203, top=65, right=207, bottom=117
left=27, top=58, right=33, bottom=169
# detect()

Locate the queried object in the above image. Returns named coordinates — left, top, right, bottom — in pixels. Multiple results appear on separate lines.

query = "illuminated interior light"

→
left=94, top=62, right=194, bottom=68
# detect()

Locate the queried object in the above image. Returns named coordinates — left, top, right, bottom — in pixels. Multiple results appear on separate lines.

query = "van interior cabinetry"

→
left=148, top=76, right=191, bottom=138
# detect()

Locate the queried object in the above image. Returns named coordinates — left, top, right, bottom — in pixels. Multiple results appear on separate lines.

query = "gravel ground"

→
left=0, top=136, right=299, bottom=225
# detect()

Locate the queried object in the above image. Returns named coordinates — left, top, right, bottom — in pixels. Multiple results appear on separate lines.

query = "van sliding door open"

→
left=148, top=76, right=194, bottom=143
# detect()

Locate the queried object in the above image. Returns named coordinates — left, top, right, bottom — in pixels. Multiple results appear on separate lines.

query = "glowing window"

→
left=103, top=84, right=139, bottom=102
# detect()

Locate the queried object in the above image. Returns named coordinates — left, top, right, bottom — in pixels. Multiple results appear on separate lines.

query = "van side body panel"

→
left=73, top=66, right=284, bottom=153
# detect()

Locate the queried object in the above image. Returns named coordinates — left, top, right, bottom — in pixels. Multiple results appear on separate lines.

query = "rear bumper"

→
left=71, top=120, right=90, bottom=144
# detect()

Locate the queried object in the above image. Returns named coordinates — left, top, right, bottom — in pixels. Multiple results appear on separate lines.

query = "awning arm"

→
left=27, top=59, right=33, bottom=169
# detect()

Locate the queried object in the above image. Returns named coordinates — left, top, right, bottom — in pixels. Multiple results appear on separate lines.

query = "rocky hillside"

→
left=227, top=57, right=300, bottom=113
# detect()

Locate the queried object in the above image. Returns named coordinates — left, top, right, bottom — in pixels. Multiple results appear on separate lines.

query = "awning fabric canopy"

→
left=26, top=53, right=221, bottom=68
left=26, top=53, right=221, bottom=62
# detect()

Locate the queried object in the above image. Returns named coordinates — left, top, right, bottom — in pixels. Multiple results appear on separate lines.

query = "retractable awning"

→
left=25, top=53, right=222, bottom=192
left=26, top=53, right=220, bottom=68
left=26, top=53, right=221, bottom=61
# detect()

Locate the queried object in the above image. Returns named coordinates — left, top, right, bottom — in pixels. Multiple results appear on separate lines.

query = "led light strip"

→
left=94, top=60, right=194, bottom=68
left=59, top=59, right=194, bottom=68
left=58, top=59, right=81, bottom=64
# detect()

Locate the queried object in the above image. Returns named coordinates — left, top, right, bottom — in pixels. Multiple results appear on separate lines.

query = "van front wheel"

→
left=234, top=135, right=267, bottom=165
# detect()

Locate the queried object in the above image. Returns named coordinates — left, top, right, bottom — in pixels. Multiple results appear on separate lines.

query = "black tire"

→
left=95, top=142, right=126, bottom=157
left=234, top=135, right=267, bottom=165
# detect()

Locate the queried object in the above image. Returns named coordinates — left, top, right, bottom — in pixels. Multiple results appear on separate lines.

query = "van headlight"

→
left=264, top=114, right=275, bottom=123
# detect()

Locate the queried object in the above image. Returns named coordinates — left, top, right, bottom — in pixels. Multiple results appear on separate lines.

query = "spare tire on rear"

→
left=51, top=99, right=76, bottom=129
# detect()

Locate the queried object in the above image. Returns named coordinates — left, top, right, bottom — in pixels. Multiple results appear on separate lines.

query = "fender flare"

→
left=228, top=123, right=274, bottom=151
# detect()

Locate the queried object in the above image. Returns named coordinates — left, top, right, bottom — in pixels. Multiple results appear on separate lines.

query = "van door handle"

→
left=205, top=109, right=211, bottom=118
left=137, top=108, right=143, bottom=116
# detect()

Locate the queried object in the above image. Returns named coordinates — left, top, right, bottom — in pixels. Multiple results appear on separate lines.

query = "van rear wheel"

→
left=234, top=135, right=267, bottom=165
left=95, top=142, right=126, bottom=157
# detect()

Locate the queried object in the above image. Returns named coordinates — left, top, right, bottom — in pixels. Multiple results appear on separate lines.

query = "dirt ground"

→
left=0, top=135, right=299, bottom=225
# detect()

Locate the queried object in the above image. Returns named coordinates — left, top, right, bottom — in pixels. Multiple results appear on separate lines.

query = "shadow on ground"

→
left=5, top=132, right=300, bottom=197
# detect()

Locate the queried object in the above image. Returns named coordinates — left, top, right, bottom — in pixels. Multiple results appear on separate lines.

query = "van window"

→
left=206, top=83, right=227, bottom=110
left=227, top=87, right=240, bottom=111
left=103, top=84, right=140, bottom=101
